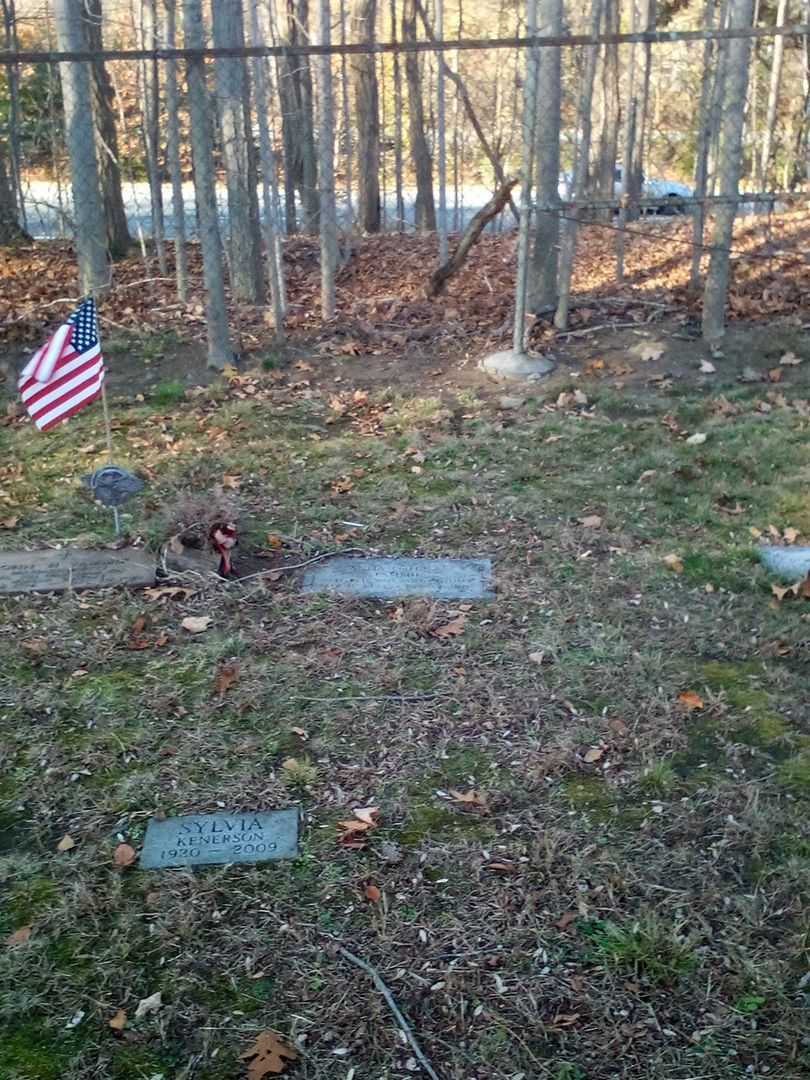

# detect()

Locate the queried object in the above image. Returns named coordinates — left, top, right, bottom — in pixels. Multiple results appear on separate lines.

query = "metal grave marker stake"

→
left=139, top=809, right=300, bottom=869
left=301, top=557, right=494, bottom=600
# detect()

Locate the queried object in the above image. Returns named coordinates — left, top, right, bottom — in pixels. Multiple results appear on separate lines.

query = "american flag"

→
left=18, top=299, right=105, bottom=432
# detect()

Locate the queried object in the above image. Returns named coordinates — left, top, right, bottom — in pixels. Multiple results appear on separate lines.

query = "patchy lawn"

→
left=1, top=340, right=809, bottom=1080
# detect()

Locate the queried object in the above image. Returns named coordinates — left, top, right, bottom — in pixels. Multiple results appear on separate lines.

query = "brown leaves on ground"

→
left=214, top=660, right=240, bottom=695
left=181, top=615, right=212, bottom=634
left=447, top=789, right=489, bottom=812
left=114, top=843, right=137, bottom=867
left=582, top=746, right=606, bottom=764
left=431, top=612, right=467, bottom=638
left=108, top=1009, right=127, bottom=1031
left=579, top=514, right=603, bottom=529
left=663, top=553, right=685, bottom=574
left=241, top=1032, right=299, bottom=1078
left=771, top=576, right=810, bottom=602
left=363, top=883, right=382, bottom=903
left=678, top=690, right=705, bottom=711
left=0, top=515, right=19, bottom=529
left=337, top=806, right=380, bottom=849
left=56, top=834, right=76, bottom=852
left=5, top=925, right=32, bottom=947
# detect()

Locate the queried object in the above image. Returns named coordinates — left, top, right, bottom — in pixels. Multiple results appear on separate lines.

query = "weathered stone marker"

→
left=759, top=546, right=810, bottom=581
left=0, top=548, right=156, bottom=595
left=302, top=556, right=494, bottom=600
left=139, top=809, right=300, bottom=869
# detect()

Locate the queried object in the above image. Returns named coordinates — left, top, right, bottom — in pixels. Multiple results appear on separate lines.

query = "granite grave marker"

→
left=302, top=556, right=494, bottom=600
left=0, top=548, right=156, bottom=595
left=139, top=809, right=300, bottom=869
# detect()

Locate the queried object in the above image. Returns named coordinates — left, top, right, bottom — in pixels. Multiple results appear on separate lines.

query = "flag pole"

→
left=94, top=295, right=120, bottom=536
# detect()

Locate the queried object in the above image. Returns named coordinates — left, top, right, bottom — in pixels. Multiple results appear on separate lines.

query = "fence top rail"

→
left=1, top=22, right=810, bottom=66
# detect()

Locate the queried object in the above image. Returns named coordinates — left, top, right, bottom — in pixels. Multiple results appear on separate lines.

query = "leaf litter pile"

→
left=3, top=209, right=810, bottom=362
left=2, top=245, right=810, bottom=1079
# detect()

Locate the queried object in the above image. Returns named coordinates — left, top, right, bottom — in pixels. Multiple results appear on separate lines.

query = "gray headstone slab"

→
left=759, top=546, right=810, bottom=581
left=0, top=548, right=156, bottom=595
left=139, top=809, right=300, bottom=869
left=302, top=556, right=494, bottom=600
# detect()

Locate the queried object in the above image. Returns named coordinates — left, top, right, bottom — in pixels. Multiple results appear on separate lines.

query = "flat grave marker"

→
left=759, top=546, right=810, bottom=581
left=0, top=548, right=156, bottom=595
left=139, top=809, right=300, bottom=870
left=302, top=556, right=494, bottom=600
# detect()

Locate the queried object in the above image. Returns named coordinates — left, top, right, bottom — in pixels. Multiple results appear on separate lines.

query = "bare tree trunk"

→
left=84, top=0, right=130, bottom=258
left=340, top=0, right=354, bottom=224
left=691, top=0, right=717, bottom=289
left=53, top=0, right=109, bottom=292
left=805, top=1, right=810, bottom=184
left=351, top=0, right=381, bottom=232
left=137, top=0, right=167, bottom=274
left=1, top=0, right=26, bottom=232
left=702, top=0, right=754, bottom=341
left=596, top=0, right=620, bottom=202
left=429, top=175, right=517, bottom=296
left=631, top=0, right=655, bottom=214
left=413, top=0, right=518, bottom=222
left=708, top=0, right=731, bottom=196
left=162, top=0, right=188, bottom=302
left=402, top=0, right=435, bottom=230
left=279, top=0, right=320, bottom=234
left=183, top=0, right=232, bottom=367
left=436, top=0, right=448, bottom=259
left=514, top=0, right=539, bottom=353
left=391, top=0, right=405, bottom=229
left=0, top=137, right=26, bottom=243
left=757, top=0, right=788, bottom=188
left=530, top=0, right=562, bottom=311
left=317, top=0, right=339, bottom=317
left=250, top=0, right=287, bottom=337
left=212, top=0, right=264, bottom=304
left=554, top=0, right=603, bottom=330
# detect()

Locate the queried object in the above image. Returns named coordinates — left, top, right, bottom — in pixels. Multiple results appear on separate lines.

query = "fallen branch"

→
left=413, top=0, right=519, bottom=223
left=334, top=945, right=443, bottom=1080
left=427, top=176, right=519, bottom=298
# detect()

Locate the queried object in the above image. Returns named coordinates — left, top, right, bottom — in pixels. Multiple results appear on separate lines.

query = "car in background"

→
left=557, top=166, right=692, bottom=212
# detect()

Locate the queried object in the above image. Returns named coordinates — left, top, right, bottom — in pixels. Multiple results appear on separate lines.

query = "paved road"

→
left=20, top=179, right=513, bottom=240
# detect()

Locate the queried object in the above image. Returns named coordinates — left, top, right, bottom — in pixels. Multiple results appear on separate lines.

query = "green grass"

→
left=1, top=355, right=810, bottom=1078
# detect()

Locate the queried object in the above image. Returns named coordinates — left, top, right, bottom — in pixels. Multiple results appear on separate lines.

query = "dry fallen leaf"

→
left=678, top=690, right=705, bottom=711
left=222, top=473, right=242, bottom=490
left=241, top=1031, right=299, bottom=1078
left=108, top=1009, right=127, bottom=1031
left=609, top=717, right=629, bottom=736
left=0, top=515, right=19, bottom=529
left=56, top=834, right=76, bottom=853
left=685, top=432, right=707, bottom=446
left=663, top=553, right=685, bottom=574
left=5, top=925, right=32, bottom=947
left=144, top=585, right=195, bottom=603
left=583, top=746, right=605, bottom=764
left=768, top=367, right=783, bottom=383
left=364, top=883, right=382, bottom=903
left=771, top=582, right=796, bottom=602
left=133, top=991, right=162, bottom=1020
left=448, top=788, right=489, bottom=811
left=181, top=615, right=212, bottom=634
left=783, top=527, right=800, bottom=545
left=431, top=613, right=467, bottom=638
left=337, top=806, right=380, bottom=848
left=528, top=651, right=546, bottom=665
left=556, top=910, right=578, bottom=931
left=699, top=359, right=716, bottom=373
left=214, top=660, right=240, bottom=694
left=638, top=469, right=657, bottom=484
left=579, top=514, right=603, bottom=528
left=114, top=843, right=137, bottom=868
left=636, top=342, right=665, bottom=363
left=780, top=351, right=803, bottom=366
